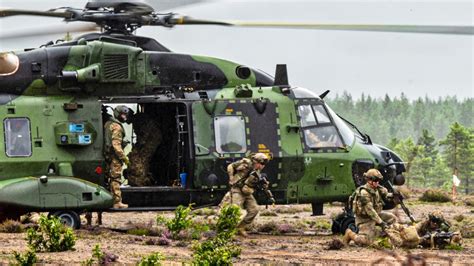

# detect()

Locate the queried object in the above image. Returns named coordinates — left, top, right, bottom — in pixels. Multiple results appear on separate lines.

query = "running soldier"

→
left=219, top=153, right=273, bottom=236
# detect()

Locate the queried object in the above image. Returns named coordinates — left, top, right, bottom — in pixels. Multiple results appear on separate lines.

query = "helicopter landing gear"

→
left=49, top=211, right=81, bottom=229
left=331, top=209, right=358, bottom=235
left=311, top=202, right=324, bottom=216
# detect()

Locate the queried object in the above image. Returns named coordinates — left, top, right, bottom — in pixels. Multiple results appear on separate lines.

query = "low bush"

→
left=157, top=205, right=194, bottom=239
left=0, top=219, right=24, bottom=233
left=83, top=244, right=118, bottom=265
left=419, top=189, right=451, bottom=203
left=192, top=204, right=241, bottom=265
left=138, top=252, right=165, bottom=266
left=12, top=250, right=37, bottom=266
left=26, top=214, right=76, bottom=252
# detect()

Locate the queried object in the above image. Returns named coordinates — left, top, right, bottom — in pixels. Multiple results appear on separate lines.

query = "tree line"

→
left=326, top=93, right=473, bottom=194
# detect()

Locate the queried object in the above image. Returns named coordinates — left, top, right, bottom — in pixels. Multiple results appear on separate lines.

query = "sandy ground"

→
left=1, top=199, right=473, bottom=265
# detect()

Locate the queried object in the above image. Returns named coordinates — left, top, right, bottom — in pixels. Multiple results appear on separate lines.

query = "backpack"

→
left=348, top=186, right=368, bottom=215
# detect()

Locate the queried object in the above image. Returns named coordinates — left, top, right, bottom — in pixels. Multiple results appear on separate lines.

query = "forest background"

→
left=327, top=92, right=473, bottom=195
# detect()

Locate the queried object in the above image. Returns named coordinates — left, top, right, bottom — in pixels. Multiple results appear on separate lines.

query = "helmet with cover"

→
left=364, top=168, right=383, bottom=181
left=113, top=105, right=131, bottom=123
left=251, top=153, right=269, bottom=165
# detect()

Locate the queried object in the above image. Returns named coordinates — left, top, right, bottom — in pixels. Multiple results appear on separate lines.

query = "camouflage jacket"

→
left=353, top=184, right=392, bottom=224
left=227, top=158, right=259, bottom=189
left=104, top=118, right=126, bottom=161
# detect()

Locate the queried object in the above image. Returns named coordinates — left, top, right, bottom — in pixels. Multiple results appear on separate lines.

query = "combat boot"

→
left=237, top=225, right=248, bottom=237
left=85, top=212, right=92, bottom=226
left=343, top=228, right=356, bottom=245
left=113, top=202, right=128, bottom=209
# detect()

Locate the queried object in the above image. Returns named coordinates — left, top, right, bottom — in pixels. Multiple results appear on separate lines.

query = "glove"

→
left=378, top=221, right=388, bottom=231
left=122, top=156, right=130, bottom=167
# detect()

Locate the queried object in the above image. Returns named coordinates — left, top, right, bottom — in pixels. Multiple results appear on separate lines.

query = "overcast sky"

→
left=1, top=0, right=472, bottom=100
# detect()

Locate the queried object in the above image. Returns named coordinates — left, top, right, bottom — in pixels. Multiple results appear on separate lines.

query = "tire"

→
left=341, top=217, right=358, bottom=234
left=50, top=211, right=81, bottom=229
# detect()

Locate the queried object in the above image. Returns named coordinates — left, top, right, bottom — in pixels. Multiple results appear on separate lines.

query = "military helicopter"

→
left=0, top=1, right=472, bottom=230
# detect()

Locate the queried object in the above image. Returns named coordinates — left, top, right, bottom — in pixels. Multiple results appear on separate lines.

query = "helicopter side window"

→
left=4, top=118, right=32, bottom=157
left=214, top=116, right=247, bottom=154
left=298, top=105, right=317, bottom=127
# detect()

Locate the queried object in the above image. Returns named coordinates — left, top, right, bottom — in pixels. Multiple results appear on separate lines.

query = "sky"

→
left=0, top=0, right=472, bottom=100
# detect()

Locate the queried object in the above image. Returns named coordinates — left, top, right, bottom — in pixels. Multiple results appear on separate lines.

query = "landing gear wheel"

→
left=49, top=211, right=81, bottom=229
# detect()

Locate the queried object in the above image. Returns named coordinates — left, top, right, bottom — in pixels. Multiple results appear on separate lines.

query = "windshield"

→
left=324, top=104, right=356, bottom=146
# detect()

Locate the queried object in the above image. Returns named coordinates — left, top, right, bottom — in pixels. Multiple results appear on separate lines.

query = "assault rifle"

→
left=384, top=180, right=416, bottom=223
left=249, top=171, right=275, bottom=206
left=421, top=231, right=457, bottom=248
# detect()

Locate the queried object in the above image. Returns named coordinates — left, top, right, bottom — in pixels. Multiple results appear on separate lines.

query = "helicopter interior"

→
left=103, top=101, right=189, bottom=188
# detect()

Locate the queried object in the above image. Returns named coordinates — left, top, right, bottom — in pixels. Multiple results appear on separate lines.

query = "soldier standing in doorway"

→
left=104, top=105, right=132, bottom=209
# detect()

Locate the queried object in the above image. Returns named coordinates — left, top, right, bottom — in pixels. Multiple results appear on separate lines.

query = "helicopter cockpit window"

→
left=298, top=105, right=317, bottom=127
left=303, top=126, right=343, bottom=148
left=214, top=116, right=247, bottom=154
left=312, top=105, right=331, bottom=124
left=4, top=118, right=32, bottom=157
left=0, top=53, right=20, bottom=76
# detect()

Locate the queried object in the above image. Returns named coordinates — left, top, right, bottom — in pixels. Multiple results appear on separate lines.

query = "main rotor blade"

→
left=225, top=22, right=474, bottom=35
left=0, top=9, right=73, bottom=19
left=0, top=23, right=99, bottom=40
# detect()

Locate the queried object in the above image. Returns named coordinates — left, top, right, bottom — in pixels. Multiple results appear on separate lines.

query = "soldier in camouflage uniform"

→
left=416, top=211, right=462, bottom=248
left=219, top=153, right=271, bottom=236
left=104, top=105, right=131, bottom=209
left=343, top=168, right=397, bottom=246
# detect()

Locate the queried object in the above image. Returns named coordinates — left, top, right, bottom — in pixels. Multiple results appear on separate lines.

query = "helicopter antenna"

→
left=319, top=90, right=330, bottom=99
left=274, top=64, right=289, bottom=88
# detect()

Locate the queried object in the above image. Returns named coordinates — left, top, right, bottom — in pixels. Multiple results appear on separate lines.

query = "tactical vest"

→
left=104, top=117, right=126, bottom=151
left=350, top=186, right=383, bottom=216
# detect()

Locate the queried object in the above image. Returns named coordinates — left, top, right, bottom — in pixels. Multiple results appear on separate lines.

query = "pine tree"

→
left=439, top=123, right=474, bottom=194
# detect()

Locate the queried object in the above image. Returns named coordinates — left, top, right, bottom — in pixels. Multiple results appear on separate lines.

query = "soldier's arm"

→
left=359, top=190, right=384, bottom=224
left=378, top=186, right=393, bottom=201
left=110, top=123, right=126, bottom=160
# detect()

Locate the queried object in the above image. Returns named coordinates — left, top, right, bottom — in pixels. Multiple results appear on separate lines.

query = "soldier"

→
left=343, top=168, right=397, bottom=246
left=219, top=153, right=272, bottom=236
left=416, top=211, right=462, bottom=248
left=104, top=105, right=132, bottom=209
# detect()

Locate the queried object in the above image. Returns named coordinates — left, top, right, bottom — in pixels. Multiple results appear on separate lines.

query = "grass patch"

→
left=259, top=210, right=278, bottom=217
left=0, top=219, right=24, bottom=233
left=193, top=208, right=217, bottom=216
left=419, top=189, right=451, bottom=202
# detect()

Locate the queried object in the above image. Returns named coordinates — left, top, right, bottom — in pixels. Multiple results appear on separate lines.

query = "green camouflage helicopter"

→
left=0, top=1, right=472, bottom=230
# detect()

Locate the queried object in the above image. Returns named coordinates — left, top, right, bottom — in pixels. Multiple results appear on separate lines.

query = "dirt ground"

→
left=1, top=199, right=473, bottom=265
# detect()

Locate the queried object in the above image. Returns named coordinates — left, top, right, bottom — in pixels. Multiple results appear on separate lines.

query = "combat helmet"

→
left=428, top=211, right=446, bottom=225
left=364, top=168, right=383, bottom=181
left=113, top=105, right=131, bottom=123
left=251, top=153, right=269, bottom=165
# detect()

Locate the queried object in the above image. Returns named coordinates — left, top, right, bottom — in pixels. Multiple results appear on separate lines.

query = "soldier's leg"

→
left=380, top=211, right=397, bottom=225
left=96, top=212, right=103, bottom=225
left=109, top=158, right=127, bottom=208
left=219, top=191, right=232, bottom=208
left=241, top=194, right=259, bottom=226
left=85, top=212, right=92, bottom=226
left=353, top=221, right=377, bottom=246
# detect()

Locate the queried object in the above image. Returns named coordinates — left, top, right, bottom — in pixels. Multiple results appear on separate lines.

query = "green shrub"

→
left=192, top=204, right=242, bottom=265
left=164, top=205, right=194, bottom=239
left=12, top=250, right=37, bottom=266
left=0, top=219, right=24, bottom=233
left=82, top=244, right=118, bottom=265
left=26, top=214, right=76, bottom=252
left=139, top=252, right=165, bottom=266
left=419, top=189, right=451, bottom=202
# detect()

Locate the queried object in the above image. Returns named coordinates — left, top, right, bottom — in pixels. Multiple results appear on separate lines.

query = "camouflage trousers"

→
left=106, top=156, right=123, bottom=204
left=220, top=188, right=259, bottom=227
left=354, top=211, right=397, bottom=246
left=384, top=223, right=420, bottom=248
